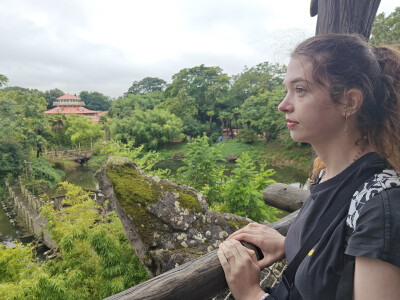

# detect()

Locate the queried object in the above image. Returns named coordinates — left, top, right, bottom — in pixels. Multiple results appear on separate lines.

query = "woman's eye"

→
left=295, top=87, right=305, bottom=94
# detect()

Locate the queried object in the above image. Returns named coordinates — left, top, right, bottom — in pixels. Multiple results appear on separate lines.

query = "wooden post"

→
left=263, top=183, right=309, bottom=213
left=313, top=0, right=381, bottom=38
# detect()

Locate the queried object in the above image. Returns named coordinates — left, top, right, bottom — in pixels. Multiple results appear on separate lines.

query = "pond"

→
left=46, top=165, right=99, bottom=198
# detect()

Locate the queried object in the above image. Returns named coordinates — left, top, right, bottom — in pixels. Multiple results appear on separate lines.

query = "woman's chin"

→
left=289, top=133, right=307, bottom=143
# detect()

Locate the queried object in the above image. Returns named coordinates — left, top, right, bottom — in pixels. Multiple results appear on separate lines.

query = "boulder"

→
left=96, top=156, right=251, bottom=277
left=225, top=155, right=239, bottom=162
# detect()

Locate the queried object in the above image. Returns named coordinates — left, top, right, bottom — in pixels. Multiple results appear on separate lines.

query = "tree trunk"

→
left=315, top=0, right=381, bottom=39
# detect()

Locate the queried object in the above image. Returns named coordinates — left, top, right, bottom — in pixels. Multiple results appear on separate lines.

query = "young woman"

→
left=217, top=34, right=400, bottom=300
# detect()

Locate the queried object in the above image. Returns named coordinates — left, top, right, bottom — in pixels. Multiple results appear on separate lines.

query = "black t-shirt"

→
left=284, top=153, right=400, bottom=299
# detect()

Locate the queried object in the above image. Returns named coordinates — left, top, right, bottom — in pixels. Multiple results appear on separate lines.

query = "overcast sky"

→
left=1, top=0, right=398, bottom=98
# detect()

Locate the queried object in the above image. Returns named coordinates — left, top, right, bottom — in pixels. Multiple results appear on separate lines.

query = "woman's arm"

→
left=353, top=256, right=400, bottom=300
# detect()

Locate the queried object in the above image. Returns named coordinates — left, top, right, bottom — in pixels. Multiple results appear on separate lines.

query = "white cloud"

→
left=0, top=0, right=398, bottom=98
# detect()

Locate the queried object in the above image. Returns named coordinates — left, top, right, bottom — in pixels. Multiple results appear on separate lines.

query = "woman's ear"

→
left=343, top=89, right=363, bottom=116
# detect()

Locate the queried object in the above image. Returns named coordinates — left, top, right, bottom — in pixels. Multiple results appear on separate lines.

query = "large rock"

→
left=96, top=157, right=251, bottom=277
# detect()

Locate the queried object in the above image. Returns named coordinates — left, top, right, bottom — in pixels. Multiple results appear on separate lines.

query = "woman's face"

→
left=278, top=57, right=345, bottom=146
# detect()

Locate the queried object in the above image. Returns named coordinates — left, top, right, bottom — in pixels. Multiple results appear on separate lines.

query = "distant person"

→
left=218, top=34, right=400, bottom=300
left=219, top=135, right=223, bottom=142
left=188, top=135, right=192, bottom=143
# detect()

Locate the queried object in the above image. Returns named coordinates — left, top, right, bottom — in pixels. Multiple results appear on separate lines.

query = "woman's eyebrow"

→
left=283, top=77, right=307, bottom=86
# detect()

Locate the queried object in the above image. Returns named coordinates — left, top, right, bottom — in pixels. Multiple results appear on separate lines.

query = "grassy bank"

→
left=158, top=139, right=312, bottom=172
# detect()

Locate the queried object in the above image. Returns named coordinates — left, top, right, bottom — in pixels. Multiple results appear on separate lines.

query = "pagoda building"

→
left=44, top=93, right=105, bottom=123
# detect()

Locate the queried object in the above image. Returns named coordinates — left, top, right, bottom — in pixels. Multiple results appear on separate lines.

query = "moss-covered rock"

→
left=96, top=156, right=252, bottom=277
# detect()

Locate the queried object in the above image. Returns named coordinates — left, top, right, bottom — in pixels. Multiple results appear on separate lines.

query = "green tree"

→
left=370, top=7, right=400, bottom=47
left=0, top=141, right=25, bottom=178
left=0, top=74, right=8, bottom=88
left=64, top=115, right=104, bottom=147
left=79, top=91, right=111, bottom=111
left=108, top=91, right=164, bottom=119
left=43, top=88, right=64, bottom=109
left=206, top=110, right=215, bottom=133
left=127, top=77, right=167, bottom=95
left=215, top=152, right=277, bottom=222
left=240, top=88, right=287, bottom=142
left=110, top=108, right=184, bottom=149
left=0, top=90, right=50, bottom=157
left=177, top=134, right=226, bottom=204
left=156, top=89, right=200, bottom=136
left=229, top=62, right=286, bottom=109
left=164, top=65, right=230, bottom=123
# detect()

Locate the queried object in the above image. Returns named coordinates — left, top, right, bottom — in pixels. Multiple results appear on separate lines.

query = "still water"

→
left=46, top=165, right=99, bottom=198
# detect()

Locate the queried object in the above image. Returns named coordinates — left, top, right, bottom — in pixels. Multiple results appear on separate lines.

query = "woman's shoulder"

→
left=347, top=169, right=400, bottom=231
left=345, top=170, right=400, bottom=268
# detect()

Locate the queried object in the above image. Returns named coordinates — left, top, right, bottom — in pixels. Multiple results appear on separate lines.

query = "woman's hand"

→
left=218, top=239, right=266, bottom=300
left=228, top=223, right=285, bottom=269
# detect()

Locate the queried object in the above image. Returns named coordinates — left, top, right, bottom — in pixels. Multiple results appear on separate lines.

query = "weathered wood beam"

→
left=314, top=0, right=381, bottom=38
left=104, top=212, right=297, bottom=300
left=263, top=183, right=309, bottom=213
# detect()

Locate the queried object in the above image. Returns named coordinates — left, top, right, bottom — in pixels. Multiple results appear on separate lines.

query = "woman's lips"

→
left=286, top=119, right=299, bottom=129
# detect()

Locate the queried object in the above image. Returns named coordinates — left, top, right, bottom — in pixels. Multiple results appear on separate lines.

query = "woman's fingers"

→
left=218, top=243, right=232, bottom=270
left=227, top=222, right=260, bottom=240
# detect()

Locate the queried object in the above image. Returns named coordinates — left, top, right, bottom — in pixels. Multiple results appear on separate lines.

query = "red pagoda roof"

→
left=56, top=93, right=81, bottom=100
left=44, top=106, right=106, bottom=123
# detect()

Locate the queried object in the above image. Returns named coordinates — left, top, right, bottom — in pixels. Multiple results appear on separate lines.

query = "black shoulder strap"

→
left=281, top=166, right=381, bottom=293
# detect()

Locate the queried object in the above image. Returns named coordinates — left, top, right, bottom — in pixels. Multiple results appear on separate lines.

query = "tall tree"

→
left=64, top=115, right=104, bottom=148
left=127, top=77, right=167, bottom=95
left=156, top=89, right=200, bottom=136
left=0, top=74, right=8, bottom=88
left=370, top=7, right=400, bottom=47
left=164, top=65, right=230, bottom=123
left=108, top=91, right=164, bottom=119
left=229, top=62, right=286, bottom=109
left=110, top=108, right=184, bottom=149
left=79, top=91, right=111, bottom=111
left=0, top=90, right=49, bottom=157
left=43, top=88, right=64, bottom=109
left=240, top=88, right=286, bottom=143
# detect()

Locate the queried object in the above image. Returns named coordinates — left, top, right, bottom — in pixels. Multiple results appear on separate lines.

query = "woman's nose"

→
left=278, top=95, right=292, bottom=113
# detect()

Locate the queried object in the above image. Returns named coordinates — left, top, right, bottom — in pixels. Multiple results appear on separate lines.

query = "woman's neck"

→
left=314, top=142, right=371, bottom=182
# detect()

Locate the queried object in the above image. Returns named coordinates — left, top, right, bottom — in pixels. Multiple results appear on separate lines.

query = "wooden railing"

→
left=105, top=183, right=308, bottom=300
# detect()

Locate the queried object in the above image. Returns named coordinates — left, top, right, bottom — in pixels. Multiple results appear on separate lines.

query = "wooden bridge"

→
left=44, top=148, right=92, bottom=163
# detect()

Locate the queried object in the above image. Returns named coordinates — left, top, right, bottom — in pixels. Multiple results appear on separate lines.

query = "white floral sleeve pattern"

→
left=346, top=169, right=400, bottom=231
